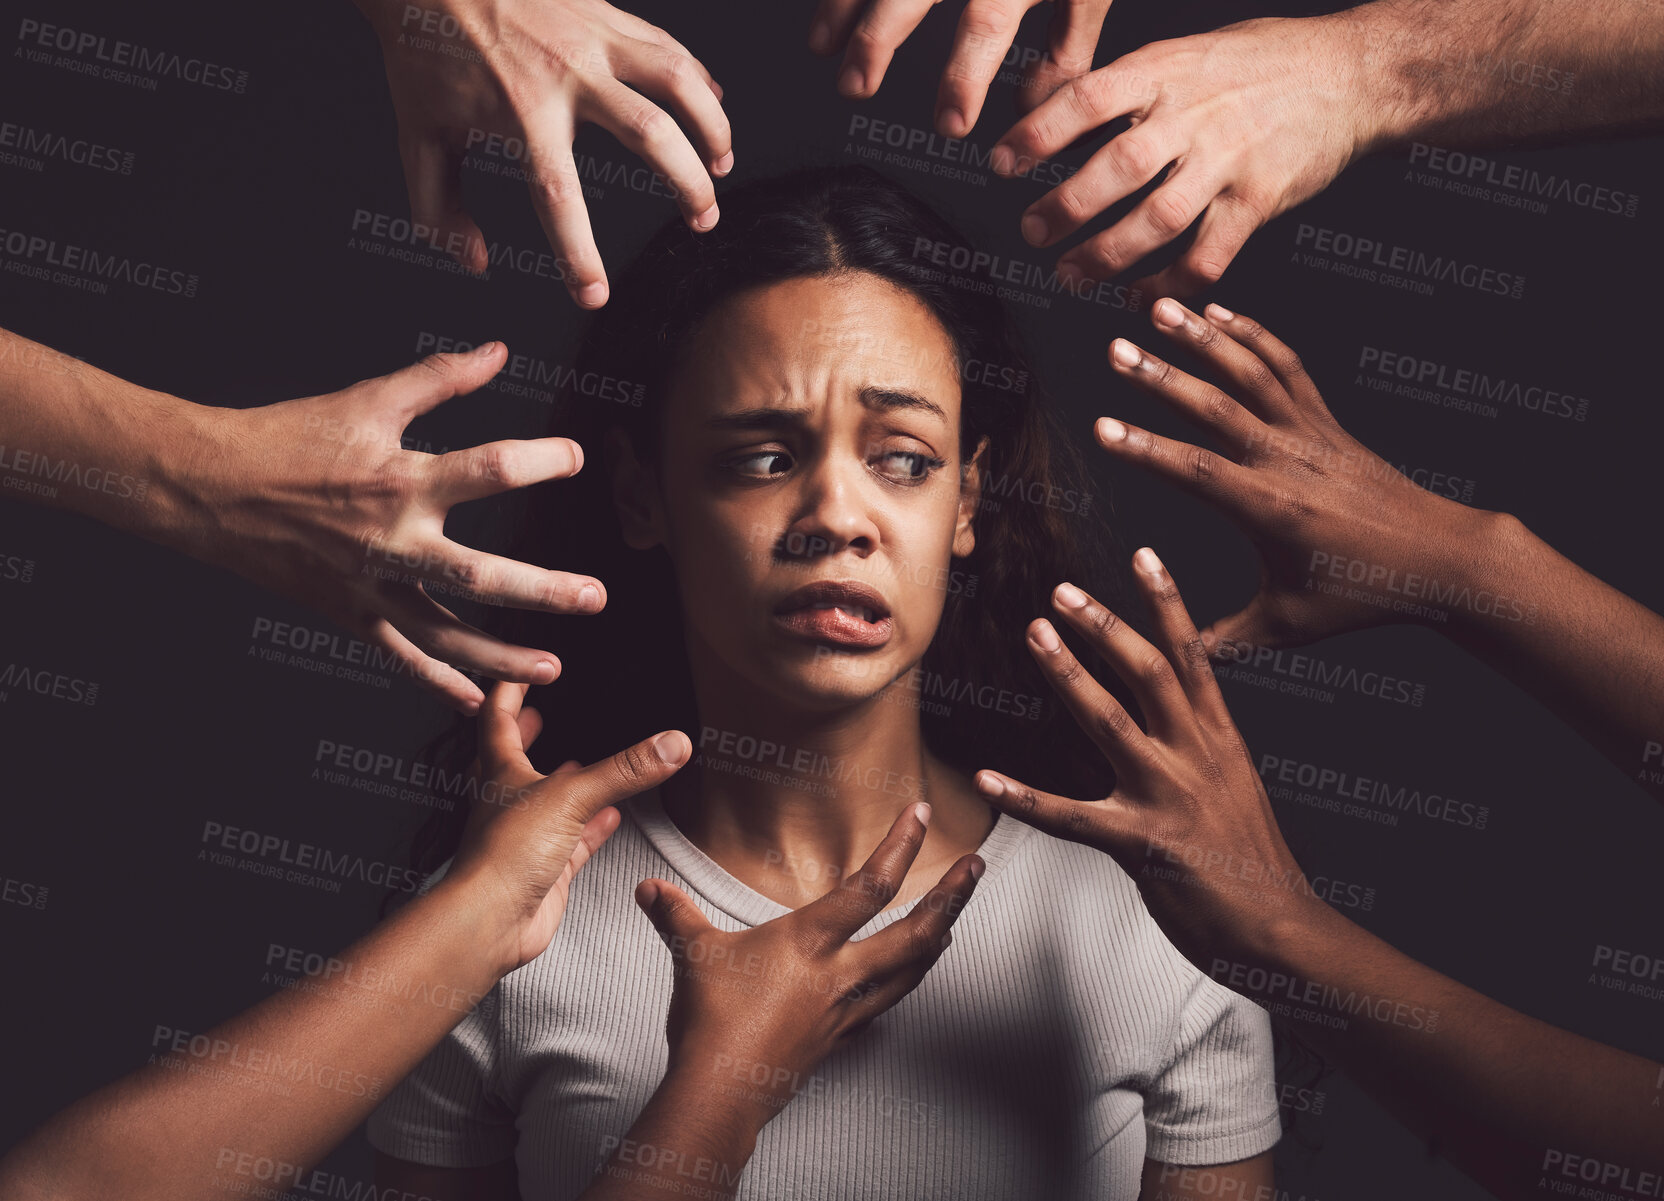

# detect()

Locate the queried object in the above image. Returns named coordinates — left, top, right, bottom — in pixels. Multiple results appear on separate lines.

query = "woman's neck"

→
left=661, top=644, right=996, bottom=911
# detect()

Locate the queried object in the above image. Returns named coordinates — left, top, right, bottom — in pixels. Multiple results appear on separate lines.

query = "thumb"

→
left=368, top=341, right=509, bottom=424
left=634, top=878, right=713, bottom=948
left=558, top=731, right=691, bottom=826
left=1199, top=592, right=1292, bottom=660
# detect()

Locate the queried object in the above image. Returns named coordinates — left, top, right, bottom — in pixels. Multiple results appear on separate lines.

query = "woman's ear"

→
left=952, top=435, right=990, bottom=559
left=605, top=427, right=666, bottom=551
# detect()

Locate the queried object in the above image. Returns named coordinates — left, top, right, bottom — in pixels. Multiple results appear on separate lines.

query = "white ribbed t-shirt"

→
left=367, top=789, right=1281, bottom=1199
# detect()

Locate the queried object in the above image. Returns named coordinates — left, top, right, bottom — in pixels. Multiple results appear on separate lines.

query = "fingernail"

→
left=991, top=145, right=1014, bottom=175
left=578, top=583, right=601, bottom=611
left=939, top=106, right=964, bottom=136
left=713, top=150, right=734, bottom=176
left=533, top=659, right=558, bottom=684
left=653, top=731, right=688, bottom=765
left=968, top=857, right=985, bottom=881
left=1054, top=582, right=1087, bottom=609
left=940, top=931, right=955, bottom=948
left=576, top=281, right=608, bottom=308
left=914, top=801, right=933, bottom=826
left=1110, top=339, right=1140, bottom=369
left=808, top=20, right=831, bottom=53
left=1205, top=303, right=1234, bottom=322
left=1020, top=212, right=1048, bottom=246
left=474, top=340, right=500, bottom=357
left=638, top=880, right=660, bottom=906
left=691, top=203, right=719, bottom=231
left=1096, top=416, right=1127, bottom=443
left=975, top=771, right=1006, bottom=798
left=1134, top=547, right=1164, bottom=575
left=1031, top=619, right=1061, bottom=653
left=838, top=66, right=864, bottom=95
left=1153, top=297, right=1184, bottom=328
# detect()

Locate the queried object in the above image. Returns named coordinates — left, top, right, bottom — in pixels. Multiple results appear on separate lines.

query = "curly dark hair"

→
left=406, top=163, right=1129, bottom=881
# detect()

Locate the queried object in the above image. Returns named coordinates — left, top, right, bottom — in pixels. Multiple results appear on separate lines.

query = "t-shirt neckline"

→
left=626, top=785, right=1032, bottom=933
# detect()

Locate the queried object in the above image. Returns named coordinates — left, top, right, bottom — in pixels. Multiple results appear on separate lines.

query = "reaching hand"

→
left=451, top=680, right=692, bottom=972
left=1095, top=299, right=1498, bottom=654
left=187, top=343, right=605, bottom=712
left=636, top=804, right=982, bottom=1112
left=354, top=0, right=733, bottom=307
left=974, top=553, right=1315, bottom=969
left=992, top=14, right=1376, bottom=297
left=809, top=0, right=1112, bottom=136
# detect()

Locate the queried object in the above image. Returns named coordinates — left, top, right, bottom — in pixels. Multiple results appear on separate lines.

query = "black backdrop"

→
left=2, top=0, right=1661, bottom=1197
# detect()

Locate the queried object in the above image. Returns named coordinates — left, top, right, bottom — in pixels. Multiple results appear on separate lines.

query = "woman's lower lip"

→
left=772, top=606, right=893, bottom=648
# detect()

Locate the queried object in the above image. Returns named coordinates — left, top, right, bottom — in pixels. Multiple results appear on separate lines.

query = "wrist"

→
left=664, top=1040, right=798, bottom=1131
left=1325, top=1, right=1437, bottom=155
left=424, top=863, right=528, bottom=982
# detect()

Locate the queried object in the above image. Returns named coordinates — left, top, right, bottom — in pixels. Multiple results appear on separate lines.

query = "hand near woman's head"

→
left=1097, top=301, right=1502, bottom=655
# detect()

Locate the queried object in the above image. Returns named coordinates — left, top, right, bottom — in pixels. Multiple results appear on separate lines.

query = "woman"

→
left=369, top=166, right=1282, bottom=1198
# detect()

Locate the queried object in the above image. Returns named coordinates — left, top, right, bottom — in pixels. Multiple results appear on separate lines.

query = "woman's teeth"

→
left=809, top=601, right=878, bottom=623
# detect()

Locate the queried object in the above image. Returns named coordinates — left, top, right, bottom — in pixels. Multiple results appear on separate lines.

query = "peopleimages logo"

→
left=1293, top=223, right=1525, bottom=299
left=15, top=18, right=250, bottom=93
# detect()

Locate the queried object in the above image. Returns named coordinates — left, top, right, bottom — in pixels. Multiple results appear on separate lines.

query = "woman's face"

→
left=616, top=271, right=983, bottom=711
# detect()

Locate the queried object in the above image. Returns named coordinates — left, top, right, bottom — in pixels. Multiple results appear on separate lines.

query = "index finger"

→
left=803, top=802, right=932, bottom=946
left=426, top=436, right=585, bottom=507
left=936, top=0, right=1032, bottom=137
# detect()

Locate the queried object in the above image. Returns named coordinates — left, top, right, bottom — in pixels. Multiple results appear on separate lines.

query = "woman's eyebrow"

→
left=705, top=406, right=812, bottom=431
left=859, top=386, right=947, bottom=421
left=705, top=388, right=946, bottom=430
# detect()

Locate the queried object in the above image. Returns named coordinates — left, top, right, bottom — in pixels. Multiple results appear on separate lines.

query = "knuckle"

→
left=624, top=102, right=673, bottom=145
left=1201, top=388, right=1236, bottom=428
left=1185, top=445, right=1216, bottom=486
left=1144, top=188, right=1193, bottom=238
left=1052, top=185, right=1092, bottom=226
left=1106, top=135, right=1156, bottom=182
left=1138, top=648, right=1173, bottom=684
left=617, top=740, right=656, bottom=782
left=1088, top=604, right=1122, bottom=641
left=1242, top=358, right=1279, bottom=395
left=1092, top=703, right=1134, bottom=744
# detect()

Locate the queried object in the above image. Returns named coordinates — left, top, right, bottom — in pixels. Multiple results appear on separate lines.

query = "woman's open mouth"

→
left=772, top=580, right=894, bottom=648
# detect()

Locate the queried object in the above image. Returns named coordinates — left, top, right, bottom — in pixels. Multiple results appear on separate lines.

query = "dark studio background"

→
left=1, top=0, right=1661, bottom=1197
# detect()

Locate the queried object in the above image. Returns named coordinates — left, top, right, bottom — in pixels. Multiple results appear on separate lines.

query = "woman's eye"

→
left=726, top=451, right=794, bottom=478
left=874, top=450, right=946, bottom=483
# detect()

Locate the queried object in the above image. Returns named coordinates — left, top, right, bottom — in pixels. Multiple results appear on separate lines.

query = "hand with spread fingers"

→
left=991, top=16, right=1372, bottom=297
left=973, top=555, right=1664, bottom=1201
left=195, top=344, right=610, bottom=713
left=1095, top=298, right=1486, bottom=655
left=578, top=804, right=982, bottom=1200
left=351, top=0, right=732, bottom=308
left=0, top=329, right=609, bottom=714
left=1092, top=300, right=1664, bottom=806
left=809, top=0, right=1113, bottom=136
left=974, top=552, right=1311, bottom=969
left=640, top=802, right=982, bottom=1110
left=989, top=0, right=1664, bottom=297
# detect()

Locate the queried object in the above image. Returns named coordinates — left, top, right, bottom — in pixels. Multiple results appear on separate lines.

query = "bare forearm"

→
left=577, top=1064, right=772, bottom=1201
left=1231, top=904, right=1663, bottom=1199
left=1433, top=509, right=1664, bottom=802
left=1346, top=0, right=1664, bottom=151
left=0, top=875, right=513, bottom=1201
left=0, top=327, right=209, bottom=547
